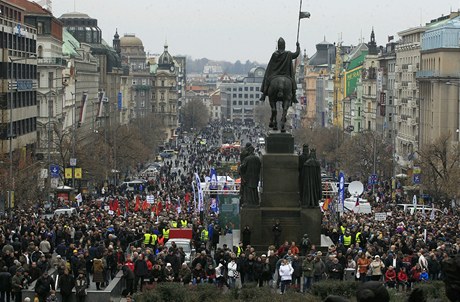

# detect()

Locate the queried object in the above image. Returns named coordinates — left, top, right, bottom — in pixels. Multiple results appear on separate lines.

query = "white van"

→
left=121, top=180, right=145, bottom=192
left=54, top=208, right=78, bottom=217
left=344, top=198, right=372, bottom=214
left=258, top=137, right=265, bottom=145
left=397, top=204, right=442, bottom=214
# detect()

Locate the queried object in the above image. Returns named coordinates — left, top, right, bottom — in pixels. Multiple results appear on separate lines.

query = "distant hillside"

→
left=186, top=56, right=266, bottom=75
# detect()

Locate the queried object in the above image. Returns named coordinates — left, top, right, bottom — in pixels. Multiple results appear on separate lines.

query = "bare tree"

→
left=416, top=133, right=460, bottom=200
left=181, top=99, right=209, bottom=131
left=253, top=102, right=271, bottom=129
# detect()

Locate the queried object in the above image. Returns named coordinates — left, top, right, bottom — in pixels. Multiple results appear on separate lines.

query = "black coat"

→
left=0, top=271, right=12, bottom=291
left=58, top=274, right=75, bottom=296
left=134, top=259, right=148, bottom=277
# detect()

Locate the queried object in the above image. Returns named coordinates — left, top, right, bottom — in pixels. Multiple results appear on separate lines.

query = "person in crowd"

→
left=227, top=255, right=238, bottom=289
left=0, top=266, right=12, bottom=302
left=92, top=257, right=104, bottom=291
left=397, top=266, right=409, bottom=292
left=164, top=263, right=175, bottom=282
left=302, top=254, right=314, bottom=292
left=278, top=258, right=294, bottom=294
left=11, top=268, right=24, bottom=302
left=74, top=271, right=87, bottom=302
left=178, top=263, right=191, bottom=285
left=384, top=266, right=396, bottom=288
left=313, top=252, right=326, bottom=283
left=57, top=268, right=75, bottom=302
left=328, top=257, right=343, bottom=280
left=133, top=254, right=148, bottom=292
left=34, top=271, right=54, bottom=302
left=369, top=255, right=384, bottom=281
left=45, top=290, right=57, bottom=302
left=357, top=253, right=370, bottom=283
left=121, top=264, right=134, bottom=297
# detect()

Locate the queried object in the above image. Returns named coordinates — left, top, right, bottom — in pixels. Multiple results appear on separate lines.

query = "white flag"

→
left=75, top=193, right=82, bottom=206
left=412, top=195, right=417, bottom=205
left=430, top=208, right=435, bottom=220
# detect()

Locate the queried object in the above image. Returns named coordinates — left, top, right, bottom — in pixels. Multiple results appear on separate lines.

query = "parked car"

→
left=165, top=238, right=195, bottom=264
left=54, top=207, right=78, bottom=217
left=160, top=150, right=176, bottom=158
left=120, top=180, right=146, bottom=192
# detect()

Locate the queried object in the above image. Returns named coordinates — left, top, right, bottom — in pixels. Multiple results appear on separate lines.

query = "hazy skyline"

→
left=53, top=0, right=460, bottom=64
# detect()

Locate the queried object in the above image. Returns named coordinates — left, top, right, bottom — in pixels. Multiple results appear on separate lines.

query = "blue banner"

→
left=339, top=172, right=345, bottom=211
left=209, top=167, right=217, bottom=190
left=117, top=92, right=122, bottom=111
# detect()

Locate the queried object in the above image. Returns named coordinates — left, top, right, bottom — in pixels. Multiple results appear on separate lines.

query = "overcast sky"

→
left=53, top=0, right=459, bottom=64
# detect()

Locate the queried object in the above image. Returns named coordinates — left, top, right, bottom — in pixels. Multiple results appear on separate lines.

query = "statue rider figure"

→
left=260, top=37, right=300, bottom=104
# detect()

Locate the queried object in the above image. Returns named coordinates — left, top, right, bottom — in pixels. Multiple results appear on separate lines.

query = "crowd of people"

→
left=0, top=120, right=459, bottom=302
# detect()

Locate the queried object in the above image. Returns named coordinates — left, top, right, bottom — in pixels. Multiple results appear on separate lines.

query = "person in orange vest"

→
left=157, top=234, right=165, bottom=247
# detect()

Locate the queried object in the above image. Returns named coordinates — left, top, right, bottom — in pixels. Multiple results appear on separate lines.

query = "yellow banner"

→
left=74, top=168, right=82, bottom=179
left=65, top=168, right=72, bottom=179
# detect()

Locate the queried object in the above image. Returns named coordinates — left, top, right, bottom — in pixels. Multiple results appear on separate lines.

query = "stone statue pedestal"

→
left=240, top=133, right=321, bottom=251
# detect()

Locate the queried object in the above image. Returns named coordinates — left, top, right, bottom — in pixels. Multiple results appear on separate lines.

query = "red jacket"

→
left=398, top=271, right=408, bottom=282
left=385, top=269, right=396, bottom=282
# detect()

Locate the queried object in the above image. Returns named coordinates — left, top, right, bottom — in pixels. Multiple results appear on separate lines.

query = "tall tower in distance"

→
left=37, top=0, right=52, bottom=12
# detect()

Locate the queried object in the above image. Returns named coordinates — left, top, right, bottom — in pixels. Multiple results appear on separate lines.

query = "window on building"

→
left=161, top=80, right=165, bottom=87
left=244, top=101, right=248, bottom=106
left=37, top=22, right=43, bottom=34
left=238, top=94, right=242, bottom=98
left=238, top=101, right=242, bottom=105
left=161, top=93, right=164, bottom=100
left=250, top=87, right=254, bottom=91
left=244, top=94, right=248, bottom=98
left=233, top=94, right=237, bottom=98
left=238, top=87, right=242, bottom=91
left=250, top=101, right=254, bottom=106
left=37, top=72, right=41, bottom=88
left=244, top=87, right=248, bottom=91
left=48, top=72, right=54, bottom=88
left=233, top=101, right=236, bottom=105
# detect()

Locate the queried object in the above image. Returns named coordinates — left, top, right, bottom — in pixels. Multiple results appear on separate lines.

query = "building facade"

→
left=394, top=26, right=425, bottom=173
left=0, top=1, right=38, bottom=155
left=219, top=67, right=265, bottom=124
left=417, top=15, right=460, bottom=149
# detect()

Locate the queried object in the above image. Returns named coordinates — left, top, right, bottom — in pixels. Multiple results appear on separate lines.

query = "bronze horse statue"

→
left=267, top=75, right=293, bottom=132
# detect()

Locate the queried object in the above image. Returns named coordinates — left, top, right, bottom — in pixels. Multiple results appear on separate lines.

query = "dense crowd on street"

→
left=0, top=121, right=459, bottom=302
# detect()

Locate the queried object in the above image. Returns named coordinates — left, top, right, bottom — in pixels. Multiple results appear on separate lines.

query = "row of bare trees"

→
left=294, top=116, right=460, bottom=201
left=0, top=112, right=168, bottom=205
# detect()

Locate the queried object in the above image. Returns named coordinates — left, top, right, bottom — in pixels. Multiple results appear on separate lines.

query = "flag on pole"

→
left=75, top=193, right=82, bottom=206
left=355, top=197, right=360, bottom=207
left=142, top=199, right=148, bottom=211
left=191, top=181, right=197, bottom=211
left=134, top=195, right=140, bottom=212
left=412, top=195, right=417, bottom=205
left=113, top=199, right=119, bottom=212
left=195, top=173, right=203, bottom=212
left=299, top=11, right=311, bottom=19
left=209, top=167, right=218, bottom=190
left=322, top=198, right=331, bottom=211
left=430, top=208, right=435, bottom=220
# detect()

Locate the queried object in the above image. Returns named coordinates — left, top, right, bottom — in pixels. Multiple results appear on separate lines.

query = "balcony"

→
left=37, top=57, right=67, bottom=66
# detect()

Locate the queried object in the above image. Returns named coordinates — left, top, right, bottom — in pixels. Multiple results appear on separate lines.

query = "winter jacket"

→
left=279, top=263, right=294, bottom=281
left=58, top=273, right=75, bottom=296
